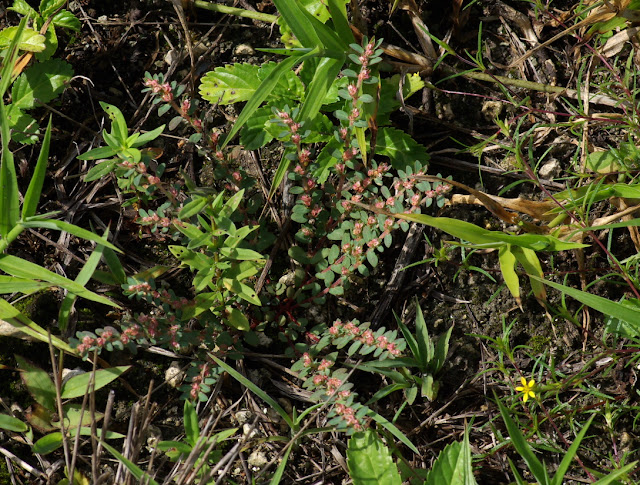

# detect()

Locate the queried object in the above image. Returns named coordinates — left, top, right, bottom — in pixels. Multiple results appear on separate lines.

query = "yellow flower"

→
left=515, top=377, right=536, bottom=403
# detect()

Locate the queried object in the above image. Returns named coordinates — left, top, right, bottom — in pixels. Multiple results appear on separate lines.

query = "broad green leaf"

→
left=0, top=414, right=28, bottom=432
left=11, top=58, right=73, bottom=109
left=424, top=426, right=477, bottom=485
left=100, top=102, right=128, bottom=142
left=131, top=124, right=165, bottom=147
left=83, top=159, right=117, bottom=182
left=36, top=22, right=57, bottom=62
left=604, top=298, right=640, bottom=339
left=210, top=354, right=294, bottom=428
left=240, top=105, right=275, bottom=150
left=5, top=105, right=39, bottom=144
left=220, top=48, right=319, bottom=149
left=8, top=0, right=38, bottom=18
left=51, top=10, right=81, bottom=32
left=40, top=0, right=67, bottom=19
left=223, top=278, right=261, bottom=305
left=33, top=432, right=63, bottom=454
left=179, top=196, right=211, bottom=220
left=101, top=441, right=160, bottom=485
left=61, top=366, right=130, bottom=399
left=200, top=64, right=262, bottom=104
left=22, top=116, right=52, bottom=219
left=376, top=127, right=429, bottom=169
left=15, top=355, right=56, bottom=411
left=0, top=27, right=45, bottom=52
left=219, top=247, right=265, bottom=261
left=225, top=307, right=250, bottom=331
left=498, top=244, right=520, bottom=303
left=78, top=147, right=119, bottom=163
left=183, top=400, right=199, bottom=447
left=200, top=62, right=304, bottom=106
left=347, top=429, right=402, bottom=485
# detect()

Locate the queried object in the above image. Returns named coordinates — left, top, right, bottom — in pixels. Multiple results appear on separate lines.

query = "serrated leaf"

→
left=11, top=58, right=73, bottom=109
left=200, top=64, right=263, bottom=105
left=376, top=127, right=429, bottom=169
left=347, top=429, right=402, bottom=485
left=52, top=10, right=81, bottom=32
left=0, top=27, right=45, bottom=52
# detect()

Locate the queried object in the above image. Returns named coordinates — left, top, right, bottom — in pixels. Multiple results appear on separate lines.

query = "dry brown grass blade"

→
left=508, top=0, right=630, bottom=68
left=416, top=174, right=546, bottom=225
left=449, top=194, right=558, bottom=222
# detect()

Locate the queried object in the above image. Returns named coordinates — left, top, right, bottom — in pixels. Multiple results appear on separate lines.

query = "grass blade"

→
left=220, top=49, right=318, bottom=149
left=22, top=116, right=52, bottom=220
left=496, top=396, right=549, bottom=485
left=210, top=354, right=294, bottom=428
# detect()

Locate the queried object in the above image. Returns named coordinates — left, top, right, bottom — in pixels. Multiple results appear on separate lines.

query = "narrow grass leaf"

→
left=0, top=299, right=76, bottom=353
left=221, top=49, right=318, bottom=149
left=496, top=397, right=549, bottom=485
left=269, top=445, right=292, bottom=485
left=0, top=254, right=120, bottom=308
left=210, top=354, right=294, bottom=428
left=272, top=0, right=321, bottom=48
left=0, top=100, right=19, bottom=238
left=58, top=229, right=109, bottom=331
left=347, top=429, right=402, bottom=485
left=326, top=0, right=354, bottom=45
left=364, top=409, right=419, bottom=455
left=532, top=277, right=640, bottom=329
left=592, top=462, right=638, bottom=484
left=551, top=416, right=594, bottom=485
left=20, top=218, right=120, bottom=252
left=22, top=116, right=51, bottom=219
left=101, top=441, right=160, bottom=485
left=413, top=301, right=431, bottom=369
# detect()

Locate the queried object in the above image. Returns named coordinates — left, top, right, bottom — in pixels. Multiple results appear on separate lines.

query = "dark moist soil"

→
left=1, top=0, right=640, bottom=483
